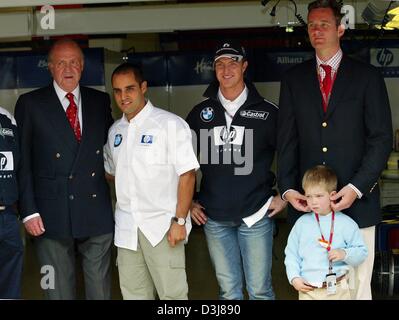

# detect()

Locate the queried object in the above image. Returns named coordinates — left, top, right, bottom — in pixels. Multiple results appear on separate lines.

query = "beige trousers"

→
left=351, top=226, right=375, bottom=300
left=299, top=279, right=351, bottom=300
left=117, top=229, right=188, bottom=300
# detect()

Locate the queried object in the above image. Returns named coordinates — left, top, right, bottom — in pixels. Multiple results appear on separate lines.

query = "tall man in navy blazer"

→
left=15, top=39, right=114, bottom=299
left=278, top=0, right=392, bottom=300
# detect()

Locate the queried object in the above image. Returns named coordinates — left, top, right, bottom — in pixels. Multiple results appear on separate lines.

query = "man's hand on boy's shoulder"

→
left=330, top=185, right=357, bottom=212
left=284, top=190, right=310, bottom=212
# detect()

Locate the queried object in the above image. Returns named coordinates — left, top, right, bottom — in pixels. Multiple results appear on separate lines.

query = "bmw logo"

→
left=200, top=107, right=214, bottom=122
left=114, top=134, right=123, bottom=147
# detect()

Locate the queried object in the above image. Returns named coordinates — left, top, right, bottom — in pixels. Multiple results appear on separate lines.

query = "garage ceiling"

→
left=0, top=0, right=155, bottom=7
left=0, top=1, right=387, bottom=39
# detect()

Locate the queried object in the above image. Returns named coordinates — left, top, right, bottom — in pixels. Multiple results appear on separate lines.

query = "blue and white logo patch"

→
left=141, top=135, right=153, bottom=144
left=213, top=125, right=245, bottom=146
left=200, top=107, right=214, bottom=122
left=114, top=134, right=123, bottom=147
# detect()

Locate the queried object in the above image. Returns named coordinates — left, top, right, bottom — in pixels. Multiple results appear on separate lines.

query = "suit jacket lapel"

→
left=74, top=86, right=100, bottom=167
left=41, top=86, right=79, bottom=153
left=306, top=59, right=325, bottom=119
left=326, top=56, right=352, bottom=119
left=79, top=87, right=94, bottom=150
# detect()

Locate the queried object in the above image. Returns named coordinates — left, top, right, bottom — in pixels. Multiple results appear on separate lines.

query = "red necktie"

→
left=320, top=64, right=332, bottom=112
left=66, top=93, right=82, bottom=142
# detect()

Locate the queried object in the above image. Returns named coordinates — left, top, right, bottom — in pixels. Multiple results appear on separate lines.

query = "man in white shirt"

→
left=104, top=63, right=199, bottom=300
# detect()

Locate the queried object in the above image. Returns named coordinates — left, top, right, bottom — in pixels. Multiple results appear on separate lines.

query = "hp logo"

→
left=377, top=48, right=394, bottom=67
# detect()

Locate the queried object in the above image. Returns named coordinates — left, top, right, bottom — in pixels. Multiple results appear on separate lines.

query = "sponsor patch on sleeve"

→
left=114, top=134, right=123, bottom=147
left=141, top=135, right=153, bottom=144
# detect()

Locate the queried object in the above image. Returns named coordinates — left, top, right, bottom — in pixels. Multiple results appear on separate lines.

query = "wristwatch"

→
left=171, top=216, right=186, bottom=226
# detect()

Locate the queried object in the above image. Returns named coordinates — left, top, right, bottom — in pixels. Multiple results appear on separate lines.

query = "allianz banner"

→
left=253, top=50, right=314, bottom=82
left=167, top=50, right=313, bottom=84
left=128, top=50, right=314, bottom=85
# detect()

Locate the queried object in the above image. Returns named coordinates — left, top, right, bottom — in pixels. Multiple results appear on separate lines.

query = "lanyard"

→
left=315, top=211, right=335, bottom=272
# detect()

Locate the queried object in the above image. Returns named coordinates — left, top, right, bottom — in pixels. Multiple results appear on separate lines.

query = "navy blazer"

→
left=277, top=55, right=393, bottom=228
left=15, top=85, right=114, bottom=239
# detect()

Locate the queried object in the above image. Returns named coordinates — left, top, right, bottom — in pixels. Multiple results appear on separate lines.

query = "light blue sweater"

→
left=284, top=211, right=368, bottom=287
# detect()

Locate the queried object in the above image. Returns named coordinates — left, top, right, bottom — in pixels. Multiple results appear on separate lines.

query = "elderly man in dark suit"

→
left=277, top=0, right=392, bottom=300
left=15, top=39, right=114, bottom=299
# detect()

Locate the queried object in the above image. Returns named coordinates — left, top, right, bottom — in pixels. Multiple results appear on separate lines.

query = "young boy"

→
left=284, top=165, right=368, bottom=300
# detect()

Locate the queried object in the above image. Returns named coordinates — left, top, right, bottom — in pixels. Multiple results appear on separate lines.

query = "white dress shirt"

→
left=316, top=48, right=343, bottom=83
left=104, top=100, right=199, bottom=250
left=53, top=80, right=83, bottom=131
left=218, top=86, right=248, bottom=130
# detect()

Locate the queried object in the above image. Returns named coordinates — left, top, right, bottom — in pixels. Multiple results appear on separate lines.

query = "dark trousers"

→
left=34, top=232, right=113, bottom=300
left=0, top=207, right=23, bottom=299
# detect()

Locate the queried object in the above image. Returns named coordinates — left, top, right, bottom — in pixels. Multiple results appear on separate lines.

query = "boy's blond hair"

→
left=302, top=165, right=337, bottom=193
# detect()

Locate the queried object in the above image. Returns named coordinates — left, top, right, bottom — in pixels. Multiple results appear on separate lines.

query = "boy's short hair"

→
left=302, top=165, right=338, bottom=193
